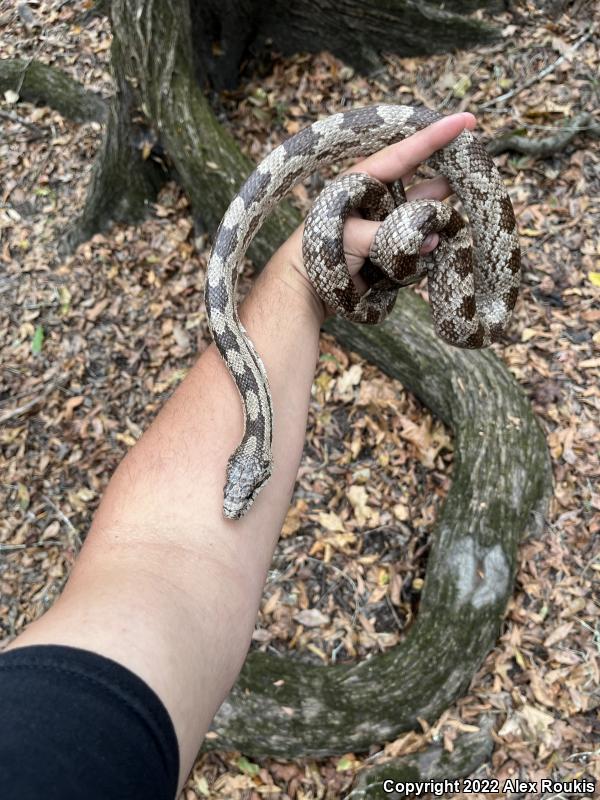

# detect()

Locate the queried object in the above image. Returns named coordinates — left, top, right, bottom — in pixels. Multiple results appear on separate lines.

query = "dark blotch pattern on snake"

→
left=205, top=105, right=521, bottom=520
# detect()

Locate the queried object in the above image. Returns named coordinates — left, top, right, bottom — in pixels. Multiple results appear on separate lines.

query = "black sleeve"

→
left=0, top=644, right=180, bottom=800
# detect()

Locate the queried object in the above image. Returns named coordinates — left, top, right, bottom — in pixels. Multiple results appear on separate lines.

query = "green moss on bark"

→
left=349, top=716, right=495, bottom=798
left=0, top=58, right=106, bottom=123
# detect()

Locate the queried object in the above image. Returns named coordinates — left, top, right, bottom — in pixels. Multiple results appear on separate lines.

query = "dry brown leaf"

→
left=293, top=609, right=330, bottom=628
left=543, top=621, right=575, bottom=648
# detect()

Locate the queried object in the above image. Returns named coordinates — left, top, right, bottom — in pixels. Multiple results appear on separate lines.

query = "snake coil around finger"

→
left=205, top=104, right=521, bottom=520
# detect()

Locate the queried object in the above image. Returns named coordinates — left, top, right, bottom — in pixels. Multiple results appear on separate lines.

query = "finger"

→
left=405, top=176, right=453, bottom=202
left=421, top=233, right=439, bottom=253
left=343, top=217, right=439, bottom=276
left=343, top=218, right=380, bottom=265
left=345, top=112, right=476, bottom=185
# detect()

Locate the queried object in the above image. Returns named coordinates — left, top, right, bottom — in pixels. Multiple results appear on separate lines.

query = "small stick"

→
left=0, top=108, right=44, bottom=136
left=43, top=494, right=82, bottom=548
left=0, top=540, right=62, bottom=552
left=0, top=382, right=56, bottom=425
left=481, top=26, right=596, bottom=109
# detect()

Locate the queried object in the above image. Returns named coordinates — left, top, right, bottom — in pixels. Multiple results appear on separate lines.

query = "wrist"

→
left=261, top=225, right=328, bottom=328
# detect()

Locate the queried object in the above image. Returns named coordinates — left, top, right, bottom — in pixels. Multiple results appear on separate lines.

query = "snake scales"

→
left=205, top=104, right=521, bottom=519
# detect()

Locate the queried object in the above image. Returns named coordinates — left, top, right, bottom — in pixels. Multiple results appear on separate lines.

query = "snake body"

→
left=205, top=105, right=521, bottom=519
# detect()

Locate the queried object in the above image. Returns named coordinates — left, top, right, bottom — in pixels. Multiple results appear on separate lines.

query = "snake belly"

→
left=204, top=105, right=521, bottom=520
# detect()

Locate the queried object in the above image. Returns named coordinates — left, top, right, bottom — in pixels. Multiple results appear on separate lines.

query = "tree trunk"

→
left=60, top=30, right=168, bottom=253
left=33, top=0, right=552, bottom=778
left=64, top=0, right=298, bottom=265
left=192, top=0, right=501, bottom=91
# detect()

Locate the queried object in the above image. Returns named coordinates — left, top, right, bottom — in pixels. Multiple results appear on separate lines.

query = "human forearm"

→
left=91, top=237, right=322, bottom=554
left=6, top=246, right=323, bottom=785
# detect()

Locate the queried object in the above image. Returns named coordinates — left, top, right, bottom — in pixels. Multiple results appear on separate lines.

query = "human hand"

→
left=274, top=111, right=477, bottom=322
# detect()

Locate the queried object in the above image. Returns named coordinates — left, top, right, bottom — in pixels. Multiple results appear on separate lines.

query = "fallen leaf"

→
left=31, top=325, right=44, bottom=355
left=318, top=510, right=345, bottom=532
left=392, top=503, right=409, bottom=521
left=347, top=484, right=374, bottom=525
left=588, top=271, right=600, bottom=287
left=336, top=364, right=362, bottom=401
left=336, top=754, right=359, bottom=771
left=521, top=228, right=543, bottom=237
left=519, top=704, right=555, bottom=739
left=17, top=482, right=30, bottom=510
left=322, top=531, right=357, bottom=552
left=64, top=396, right=84, bottom=420
left=294, top=609, right=330, bottom=627
left=194, top=776, right=210, bottom=797
left=452, top=75, right=471, bottom=98
left=529, top=670, right=557, bottom=707
left=543, top=621, right=574, bottom=648
left=281, top=499, right=307, bottom=537
left=237, top=756, right=259, bottom=777
left=521, top=327, right=537, bottom=342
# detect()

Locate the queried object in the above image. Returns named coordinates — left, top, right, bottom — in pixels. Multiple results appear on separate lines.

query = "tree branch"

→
left=202, top=301, right=552, bottom=757
left=486, top=112, right=600, bottom=157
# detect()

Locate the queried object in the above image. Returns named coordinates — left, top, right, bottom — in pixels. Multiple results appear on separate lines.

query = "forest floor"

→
left=1, top=1, right=599, bottom=798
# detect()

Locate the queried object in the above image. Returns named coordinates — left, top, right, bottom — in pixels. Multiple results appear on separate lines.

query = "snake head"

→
left=223, top=452, right=273, bottom=520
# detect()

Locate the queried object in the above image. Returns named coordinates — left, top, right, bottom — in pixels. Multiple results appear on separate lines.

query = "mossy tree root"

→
left=192, top=0, right=501, bottom=91
left=0, top=56, right=163, bottom=253
left=0, top=58, right=107, bottom=123
left=63, top=0, right=296, bottom=262
left=66, top=0, right=504, bottom=260
left=348, top=715, right=495, bottom=798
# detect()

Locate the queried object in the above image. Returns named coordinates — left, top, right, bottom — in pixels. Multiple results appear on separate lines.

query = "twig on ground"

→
left=0, top=540, right=63, bottom=552
left=13, top=55, right=35, bottom=97
left=43, top=494, right=82, bottom=549
left=385, top=593, right=405, bottom=633
left=0, top=108, right=45, bottom=137
left=481, top=26, right=596, bottom=109
left=0, top=382, right=56, bottom=425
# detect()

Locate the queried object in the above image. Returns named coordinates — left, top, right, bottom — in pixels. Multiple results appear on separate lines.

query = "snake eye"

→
left=223, top=454, right=273, bottom=519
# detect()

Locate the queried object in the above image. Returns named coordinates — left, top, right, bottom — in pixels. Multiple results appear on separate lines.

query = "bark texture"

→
left=191, top=0, right=501, bottom=91
left=349, top=715, right=495, bottom=798
left=68, top=0, right=506, bottom=255
left=0, top=58, right=106, bottom=123
left=62, top=29, right=167, bottom=252
left=68, top=0, right=297, bottom=265
left=486, top=112, right=600, bottom=157
left=203, top=294, right=552, bottom=757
